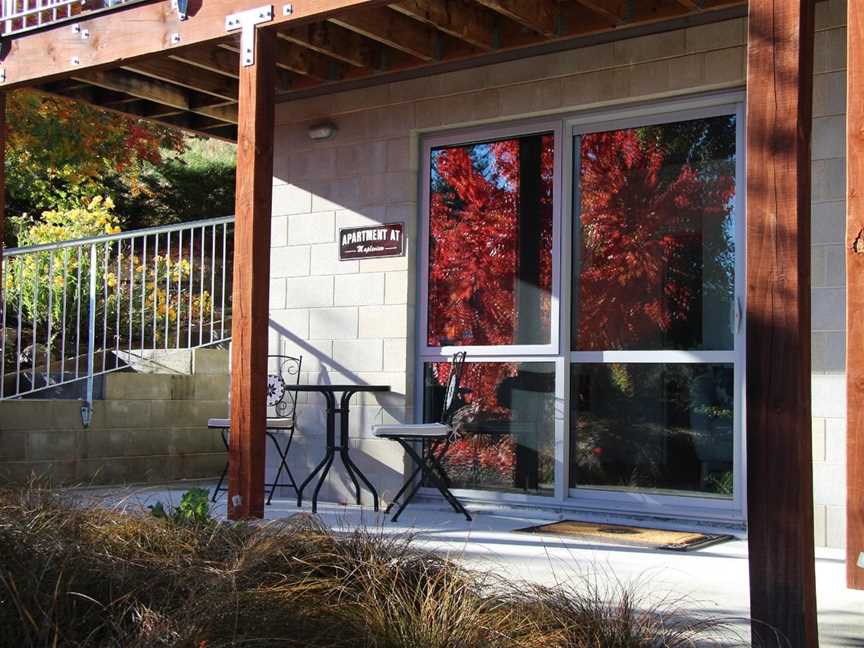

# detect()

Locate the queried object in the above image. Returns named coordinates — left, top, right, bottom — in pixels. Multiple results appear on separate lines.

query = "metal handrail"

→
left=0, top=0, right=151, bottom=38
left=5, top=215, right=236, bottom=256
left=1, top=216, right=236, bottom=424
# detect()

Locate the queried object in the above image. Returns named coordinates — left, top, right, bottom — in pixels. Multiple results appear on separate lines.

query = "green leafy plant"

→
left=149, top=488, right=213, bottom=526
left=706, top=471, right=734, bottom=496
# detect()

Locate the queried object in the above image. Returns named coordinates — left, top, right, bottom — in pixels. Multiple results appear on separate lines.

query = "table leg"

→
left=311, top=450, right=335, bottom=513
left=212, top=427, right=229, bottom=503
left=341, top=447, right=362, bottom=505
left=296, top=391, right=338, bottom=510
left=296, top=450, right=330, bottom=508
left=342, top=449, right=379, bottom=511
left=340, top=390, right=379, bottom=511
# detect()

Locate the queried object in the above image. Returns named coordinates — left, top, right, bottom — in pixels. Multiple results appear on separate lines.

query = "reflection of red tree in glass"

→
left=577, top=129, right=734, bottom=350
left=428, top=136, right=554, bottom=414
left=445, top=435, right=516, bottom=483
left=427, top=136, right=554, bottom=348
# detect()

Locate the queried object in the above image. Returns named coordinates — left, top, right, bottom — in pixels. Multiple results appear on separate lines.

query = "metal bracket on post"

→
left=171, top=0, right=189, bottom=20
left=225, top=5, right=273, bottom=67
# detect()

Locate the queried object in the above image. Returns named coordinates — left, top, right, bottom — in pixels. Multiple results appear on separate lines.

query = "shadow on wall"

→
left=265, top=320, right=407, bottom=504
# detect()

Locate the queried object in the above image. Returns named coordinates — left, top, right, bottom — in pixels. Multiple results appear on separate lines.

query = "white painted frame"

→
left=414, top=90, right=747, bottom=524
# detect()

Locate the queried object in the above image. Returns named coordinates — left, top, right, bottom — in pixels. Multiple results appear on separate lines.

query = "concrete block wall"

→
left=811, top=0, right=848, bottom=549
left=0, top=349, right=228, bottom=486
left=267, top=1, right=848, bottom=544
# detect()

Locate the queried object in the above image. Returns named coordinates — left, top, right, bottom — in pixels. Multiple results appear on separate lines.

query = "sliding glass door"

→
left=418, top=122, right=563, bottom=499
left=417, top=94, right=746, bottom=518
left=568, top=103, right=745, bottom=514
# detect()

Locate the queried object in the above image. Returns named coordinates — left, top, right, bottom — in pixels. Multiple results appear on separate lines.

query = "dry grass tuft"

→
left=0, top=485, right=745, bottom=647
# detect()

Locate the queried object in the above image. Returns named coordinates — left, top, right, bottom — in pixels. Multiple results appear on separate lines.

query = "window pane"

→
left=427, top=134, right=554, bottom=347
left=569, top=363, right=734, bottom=498
left=423, top=361, right=555, bottom=496
left=573, top=116, right=736, bottom=351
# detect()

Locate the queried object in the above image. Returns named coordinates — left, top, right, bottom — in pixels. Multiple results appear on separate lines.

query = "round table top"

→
left=291, top=384, right=391, bottom=393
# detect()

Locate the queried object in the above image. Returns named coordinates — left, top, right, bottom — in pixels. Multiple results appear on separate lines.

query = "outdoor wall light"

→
left=308, top=122, right=337, bottom=141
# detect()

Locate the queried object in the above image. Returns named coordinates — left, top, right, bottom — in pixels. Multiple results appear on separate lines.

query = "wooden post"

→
left=227, top=27, right=276, bottom=520
left=847, top=0, right=864, bottom=591
left=0, top=93, right=5, bottom=295
left=745, top=0, right=818, bottom=645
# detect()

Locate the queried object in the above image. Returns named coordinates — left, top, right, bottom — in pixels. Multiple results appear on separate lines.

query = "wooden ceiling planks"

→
left=30, top=0, right=748, bottom=139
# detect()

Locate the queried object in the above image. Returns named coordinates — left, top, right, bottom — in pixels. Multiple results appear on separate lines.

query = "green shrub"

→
left=149, top=488, right=213, bottom=526
left=3, top=198, right=217, bottom=373
left=4, top=197, right=120, bottom=327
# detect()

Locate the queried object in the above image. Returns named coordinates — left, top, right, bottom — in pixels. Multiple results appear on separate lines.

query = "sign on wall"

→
left=339, top=223, right=405, bottom=261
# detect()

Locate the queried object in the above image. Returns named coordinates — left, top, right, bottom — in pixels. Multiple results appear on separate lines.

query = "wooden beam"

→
left=389, top=0, right=496, bottom=51
left=0, top=94, right=5, bottom=329
left=34, top=84, right=225, bottom=139
left=227, top=27, right=275, bottom=521
left=275, top=42, right=334, bottom=80
left=220, top=41, right=330, bottom=81
left=123, top=57, right=239, bottom=101
left=75, top=69, right=191, bottom=110
left=847, top=0, right=864, bottom=591
left=0, top=0, right=393, bottom=89
left=170, top=45, right=240, bottom=78
left=475, top=0, right=557, bottom=38
left=745, top=0, right=819, bottom=645
left=329, top=6, right=439, bottom=61
left=205, top=124, right=238, bottom=141
left=572, top=0, right=625, bottom=25
left=279, top=22, right=375, bottom=68
left=73, top=69, right=238, bottom=122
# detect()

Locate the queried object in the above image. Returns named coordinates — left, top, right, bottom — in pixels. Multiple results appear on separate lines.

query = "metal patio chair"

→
left=373, top=351, right=471, bottom=522
left=210, top=355, right=302, bottom=505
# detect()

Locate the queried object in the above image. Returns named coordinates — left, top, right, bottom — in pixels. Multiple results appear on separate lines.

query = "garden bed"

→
left=0, top=485, right=744, bottom=647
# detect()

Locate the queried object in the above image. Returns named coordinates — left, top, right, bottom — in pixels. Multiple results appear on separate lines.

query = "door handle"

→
left=735, top=295, right=743, bottom=335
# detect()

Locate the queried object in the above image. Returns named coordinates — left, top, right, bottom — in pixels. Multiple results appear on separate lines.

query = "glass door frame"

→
left=416, top=118, right=569, bottom=506
left=562, top=91, right=748, bottom=522
left=414, top=90, right=747, bottom=523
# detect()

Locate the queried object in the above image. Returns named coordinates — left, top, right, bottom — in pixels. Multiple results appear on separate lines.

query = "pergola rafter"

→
left=0, top=0, right=750, bottom=139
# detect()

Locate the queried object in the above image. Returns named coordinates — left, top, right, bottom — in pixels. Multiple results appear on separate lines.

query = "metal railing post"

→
left=82, top=243, right=97, bottom=427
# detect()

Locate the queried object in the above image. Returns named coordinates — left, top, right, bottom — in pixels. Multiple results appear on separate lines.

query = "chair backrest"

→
left=439, top=351, right=467, bottom=425
left=267, top=355, right=302, bottom=419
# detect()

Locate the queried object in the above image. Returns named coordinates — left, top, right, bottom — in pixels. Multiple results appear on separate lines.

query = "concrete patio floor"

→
left=90, top=481, right=864, bottom=647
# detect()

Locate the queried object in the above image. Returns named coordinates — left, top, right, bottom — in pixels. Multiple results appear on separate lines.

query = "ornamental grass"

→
left=0, top=485, right=745, bottom=648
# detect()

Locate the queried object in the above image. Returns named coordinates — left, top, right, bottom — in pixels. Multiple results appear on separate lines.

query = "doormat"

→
left=516, top=520, right=734, bottom=552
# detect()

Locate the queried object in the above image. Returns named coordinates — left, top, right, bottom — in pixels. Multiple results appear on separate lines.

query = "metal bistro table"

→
left=294, top=384, right=390, bottom=513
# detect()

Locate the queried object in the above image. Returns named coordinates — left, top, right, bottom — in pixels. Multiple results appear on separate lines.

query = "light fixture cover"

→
left=308, top=122, right=337, bottom=140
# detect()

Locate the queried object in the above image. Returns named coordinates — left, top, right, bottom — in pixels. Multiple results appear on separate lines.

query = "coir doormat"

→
left=516, top=520, right=734, bottom=552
